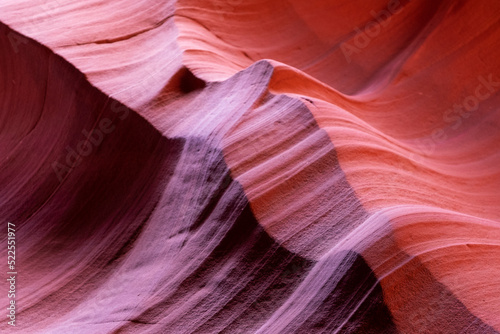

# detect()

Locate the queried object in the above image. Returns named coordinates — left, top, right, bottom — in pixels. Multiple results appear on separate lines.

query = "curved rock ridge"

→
left=0, top=0, right=499, bottom=333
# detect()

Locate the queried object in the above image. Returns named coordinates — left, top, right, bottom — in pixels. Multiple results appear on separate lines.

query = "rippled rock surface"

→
left=1, top=1, right=499, bottom=333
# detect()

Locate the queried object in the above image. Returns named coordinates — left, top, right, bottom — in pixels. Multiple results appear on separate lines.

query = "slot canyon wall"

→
left=0, top=0, right=499, bottom=333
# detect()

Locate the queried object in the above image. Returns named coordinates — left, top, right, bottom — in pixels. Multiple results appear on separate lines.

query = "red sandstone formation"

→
left=1, top=0, right=499, bottom=333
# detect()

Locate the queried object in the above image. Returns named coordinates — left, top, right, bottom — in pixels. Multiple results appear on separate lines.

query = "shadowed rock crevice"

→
left=0, top=22, right=185, bottom=329
left=166, top=66, right=206, bottom=95
left=107, top=138, right=398, bottom=334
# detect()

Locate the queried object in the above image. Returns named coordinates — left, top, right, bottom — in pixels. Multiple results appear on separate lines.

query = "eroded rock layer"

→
left=0, top=0, right=499, bottom=333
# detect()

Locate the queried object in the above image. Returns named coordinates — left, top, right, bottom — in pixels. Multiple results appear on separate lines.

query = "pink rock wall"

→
left=1, top=0, right=499, bottom=333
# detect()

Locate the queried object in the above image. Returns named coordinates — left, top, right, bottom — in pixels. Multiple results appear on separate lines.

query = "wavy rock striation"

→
left=1, top=0, right=499, bottom=333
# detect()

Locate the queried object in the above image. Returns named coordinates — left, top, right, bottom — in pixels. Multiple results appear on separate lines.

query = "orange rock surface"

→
left=1, top=0, right=499, bottom=333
